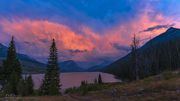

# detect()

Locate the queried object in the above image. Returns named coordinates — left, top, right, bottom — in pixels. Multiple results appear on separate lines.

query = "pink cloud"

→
left=0, top=7, right=179, bottom=65
left=0, top=19, right=96, bottom=61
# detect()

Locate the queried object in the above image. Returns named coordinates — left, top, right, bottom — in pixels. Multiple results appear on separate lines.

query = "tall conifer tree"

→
left=40, top=39, right=60, bottom=95
left=3, top=36, right=22, bottom=94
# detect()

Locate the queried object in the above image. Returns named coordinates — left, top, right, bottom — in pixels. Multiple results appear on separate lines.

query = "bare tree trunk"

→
left=130, top=34, right=140, bottom=80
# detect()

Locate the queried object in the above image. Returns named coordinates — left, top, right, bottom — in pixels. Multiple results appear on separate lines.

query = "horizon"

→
left=0, top=0, right=180, bottom=68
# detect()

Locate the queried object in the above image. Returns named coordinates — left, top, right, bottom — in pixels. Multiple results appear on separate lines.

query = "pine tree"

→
left=4, top=71, right=19, bottom=95
left=98, top=74, right=102, bottom=84
left=0, top=66, right=3, bottom=85
left=40, top=39, right=60, bottom=95
left=26, top=75, right=34, bottom=95
left=17, top=78, right=26, bottom=96
left=94, top=78, right=97, bottom=84
left=17, top=75, right=34, bottom=96
left=3, top=36, right=22, bottom=95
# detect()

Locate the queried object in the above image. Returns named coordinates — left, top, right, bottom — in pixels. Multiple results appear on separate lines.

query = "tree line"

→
left=107, top=33, right=180, bottom=81
left=130, top=34, right=180, bottom=80
left=0, top=37, right=60, bottom=96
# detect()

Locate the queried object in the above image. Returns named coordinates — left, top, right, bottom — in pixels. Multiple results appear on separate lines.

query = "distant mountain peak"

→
left=59, top=60, right=84, bottom=72
left=0, top=43, right=7, bottom=48
left=166, top=27, right=179, bottom=32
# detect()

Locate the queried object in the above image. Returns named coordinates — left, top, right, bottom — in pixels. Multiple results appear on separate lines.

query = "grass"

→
left=0, top=96, right=79, bottom=101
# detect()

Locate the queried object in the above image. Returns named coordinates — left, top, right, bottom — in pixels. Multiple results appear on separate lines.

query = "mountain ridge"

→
left=104, top=27, right=180, bottom=80
left=0, top=43, right=85, bottom=73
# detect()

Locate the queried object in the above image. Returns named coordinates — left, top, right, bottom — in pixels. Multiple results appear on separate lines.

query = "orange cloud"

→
left=1, top=19, right=94, bottom=51
left=0, top=19, right=96, bottom=61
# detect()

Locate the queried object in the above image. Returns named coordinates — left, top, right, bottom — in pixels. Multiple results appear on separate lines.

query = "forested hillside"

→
left=104, top=27, right=180, bottom=80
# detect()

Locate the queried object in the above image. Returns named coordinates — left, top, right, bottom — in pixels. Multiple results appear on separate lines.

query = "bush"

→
left=0, top=90, right=5, bottom=97
left=65, top=84, right=107, bottom=95
left=162, top=71, right=174, bottom=80
left=64, top=87, right=77, bottom=94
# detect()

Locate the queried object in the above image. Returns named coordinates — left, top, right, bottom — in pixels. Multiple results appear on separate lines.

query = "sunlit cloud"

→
left=0, top=0, right=179, bottom=67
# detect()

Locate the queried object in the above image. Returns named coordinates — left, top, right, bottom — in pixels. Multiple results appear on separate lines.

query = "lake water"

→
left=31, top=72, right=121, bottom=91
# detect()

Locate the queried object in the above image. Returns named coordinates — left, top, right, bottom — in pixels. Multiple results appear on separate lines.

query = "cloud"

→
left=0, top=1, right=180, bottom=67
left=24, top=41, right=35, bottom=46
left=0, top=19, right=95, bottom=61
left=0, top=9, right=177, bottom=66
left=141, top=24, right=175, bottom=32
left=39, top=39, right=49, bottom=44
left=68, top=49, right=87, bottom=54
left=111, top=43, right=130, bottom=52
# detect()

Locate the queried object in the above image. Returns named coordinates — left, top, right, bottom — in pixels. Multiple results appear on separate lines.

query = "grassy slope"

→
left=87, top=71, right=180, bottom=101
left=2, top=71, right=180, bottom=101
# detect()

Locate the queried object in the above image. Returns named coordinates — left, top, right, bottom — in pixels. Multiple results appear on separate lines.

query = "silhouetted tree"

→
left=17, top=75, right=34, bottom=96
left=81, top=80, right=88, bottom=86
left=98, top=74, right=102, bottom=84
left=94, top=78, right=97, bottom=84
left=17, top=78, right=26, bottom=96
left=0, top=66, right=3, bottom=85
left=3, top=37, right=22, bottom=95
left=40, top=39, right=60, bottom=95
left=26, top=75, right=34, bottom=95
left=130, top=34, right=140, bottom=80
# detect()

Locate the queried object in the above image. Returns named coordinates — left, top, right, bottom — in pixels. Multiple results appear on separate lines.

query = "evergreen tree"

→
left=81, top=80, right=87, bottom=86
left=0, top=66, right=3, bottom=85
left=40, top=39, right=60, bottom=95
left=94, top=78, right=97, bottom=84
left=17, top=78, right=26, bottom=96
left=98, top=74, right=102, bottom=84
left=17, top=75, right=34, bottom=96
left=26, top=75, right=34, bottom=95
left=4, top=71, right=19, bottom=95
left=3, top=36, right=22, bottom=95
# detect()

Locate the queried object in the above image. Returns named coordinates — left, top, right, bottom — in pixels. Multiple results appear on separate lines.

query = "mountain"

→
left=87, top=65, right=103, bottom=72
left=0, top=43, right=46, bottom=73
left=87, top=63, right=109, bottom=72
left=104, top=27, right=180, bottom=80
left=0, top=43, right=85, bottom=73
left=86, top=58, right=113, bottom=72
left=59, top=60, right=84, bottom=72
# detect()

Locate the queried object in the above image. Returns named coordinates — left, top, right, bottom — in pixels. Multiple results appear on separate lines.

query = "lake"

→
left=31, top=72, right=121, bottom=91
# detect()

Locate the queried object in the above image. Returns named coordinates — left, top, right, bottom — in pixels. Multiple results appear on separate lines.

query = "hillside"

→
left=81, top=70, right=180, bottom=101
left=104, top=27, right=180, bottom=80
left=87, top=65, right=105, bottom=72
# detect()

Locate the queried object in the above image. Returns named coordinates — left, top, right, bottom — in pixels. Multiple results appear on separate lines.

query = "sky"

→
left=0, top=0, right=180, bottom=68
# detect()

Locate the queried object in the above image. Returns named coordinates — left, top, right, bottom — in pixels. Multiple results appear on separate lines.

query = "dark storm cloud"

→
left=24, top=41, right=35, bottom=46
left=39, top=39, right=49, bottom=44
left=111, top=43, right=130, bottom=52
left=68, top=49, right=88, bottom=54
left=142, top=24, right=175, bottom=32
